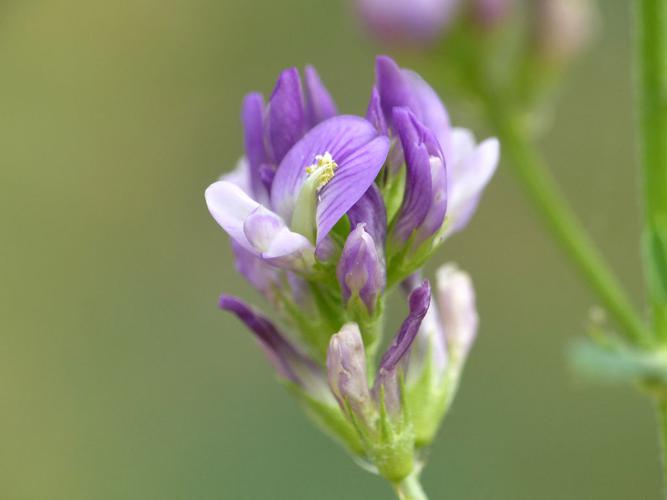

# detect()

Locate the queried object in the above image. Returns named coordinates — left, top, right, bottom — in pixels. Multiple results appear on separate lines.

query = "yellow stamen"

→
left=305, top=152, right=338, bottom=191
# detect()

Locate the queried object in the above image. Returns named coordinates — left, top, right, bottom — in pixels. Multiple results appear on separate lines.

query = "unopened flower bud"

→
left=337, top=224, right=386, bottom=314
left=327, top=323, right=375, bottom=429
left=436, top=264, right=479, bottom=361
left=533, top=0, right=594, bottom=65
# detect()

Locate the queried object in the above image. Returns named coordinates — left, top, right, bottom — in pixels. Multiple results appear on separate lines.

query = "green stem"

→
left=393, top=471, right=428, bottom=500
left=636, top=0, right=667, bottom=344
left=482, top=98, right=649, bottom=346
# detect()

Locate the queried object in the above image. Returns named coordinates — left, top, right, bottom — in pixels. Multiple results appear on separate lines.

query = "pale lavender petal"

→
left=446, top=133, right=499, bottom=236
left=407, top=297, right=448, bottom=387
left=266, top=68, right=306, bottom=164
left=304, top=66, right=338, bottom=127
left=206, top=181, right=314, bottom=269
left=270, top=115, right=390, bottom=243
left=348, top=184, right=387, bottom=246
left=435, top=265, right=478, bottom=359
left=205, top=180, right=259, bottom=251
left=373, top=281, right=431, bottom=413
left=337, top=224, right=386, bottom=312
left=327, top=323, right=374, bottom=424
left=241, top=92, right=267, bottom=199
left=220, top=157, right=251, bottom=195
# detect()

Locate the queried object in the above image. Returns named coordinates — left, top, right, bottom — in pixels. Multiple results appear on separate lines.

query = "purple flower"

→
left=206, top=114, right=390, bottom=271
left=357, top=0, right=460, bottom=44
left=471, top=0, right=513, bottom=28
left=337, top=223, right=386, bottom=313
left=372, top=56, right=499, bottom=241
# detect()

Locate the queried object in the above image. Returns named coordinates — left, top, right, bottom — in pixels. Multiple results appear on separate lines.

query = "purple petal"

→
left=348, top=184, right=387, bottom=246
left=376, top=56, right=419, bottom=128
left=241, top=92, right=267, bottom=199
left=391, top=107, right=444, bottom=243
left=270, top=115, right=390, bottom=244
left=373, top=281, right=431, bottom=413
left=337, top=224, right=386, bottom=311
left=366, top=86, right=388, bottom=135
left=304, top=66, right=338, bottom=128
left=266, top=68, right=306, bottom=165
left=219, top=295, right=303, bottom=383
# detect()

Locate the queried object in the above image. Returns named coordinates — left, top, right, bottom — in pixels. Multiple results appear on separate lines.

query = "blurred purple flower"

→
left=357, top=0, right=460, bottom=44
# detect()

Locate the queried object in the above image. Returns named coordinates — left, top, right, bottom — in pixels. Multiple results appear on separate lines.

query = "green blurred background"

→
left=0, top=1, right=658, bottom=498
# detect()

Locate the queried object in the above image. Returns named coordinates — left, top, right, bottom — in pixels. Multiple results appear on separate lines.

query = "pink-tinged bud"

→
left=534, top=0, right=594, bottom=64
left=356, top=0, right=459, bottom=45
left=471, top=0, right=513, bottom=29
left=435, top=264, right=478, bottom=359
left=327, top=324, right=374, bottom=426
left=337, top=224, right=386, bottom=313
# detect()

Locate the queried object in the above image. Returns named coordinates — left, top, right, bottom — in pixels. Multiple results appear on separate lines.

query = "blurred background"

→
left=0, top=1, right=657, bottom=498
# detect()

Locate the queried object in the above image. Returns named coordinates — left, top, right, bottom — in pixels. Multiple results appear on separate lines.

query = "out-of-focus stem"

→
left=393, top=471, right=428, bottom=500
left=636, top=0, right=667, bottom=344
left=482, top=97, right=650, bottom=346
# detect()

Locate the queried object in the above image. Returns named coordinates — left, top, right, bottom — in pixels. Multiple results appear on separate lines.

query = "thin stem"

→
left=482, top=98, right=650, bottom=346
left=657, top=399, right=667, bottom=497
left=393, top=471, right=428, bottom=500
left=636, top=0, right=667, bottom=344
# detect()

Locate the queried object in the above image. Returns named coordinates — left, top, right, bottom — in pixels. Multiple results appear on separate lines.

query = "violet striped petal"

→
left=304, top=65, right=338, bottom=128
left=241, top=92, right=267, bottom=200
left=266, top=68, right=306, bottom=165
left=391, top=107, right=447, bottom=244
left=270, top=115, right=390, bottom=244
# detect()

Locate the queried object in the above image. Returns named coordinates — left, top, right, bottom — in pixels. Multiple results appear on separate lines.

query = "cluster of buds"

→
left=205, top=56, right=498, bottom=483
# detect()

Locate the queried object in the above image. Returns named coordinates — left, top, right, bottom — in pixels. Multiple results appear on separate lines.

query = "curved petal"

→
left=205, top=180, right=259, bottom=251
left=206, top=181, right=314, bottom=270
left=304, top=65, right=337, bottom=127
left=348, top=184, right=387, bottom=246
left=271, top=115, right=390, bottom=243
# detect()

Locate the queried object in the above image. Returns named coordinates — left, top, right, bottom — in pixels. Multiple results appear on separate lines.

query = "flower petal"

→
left=348, top=184, right=387, bottom=246
left=446, top=133, right=499, bottom=235
left=266, top=68, right=306, bottom=165
left=241, top=92, right=267, bottom=199
left=304, top=65, right=338, bottom=127
left=205, top=180, right=259, bottom=251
